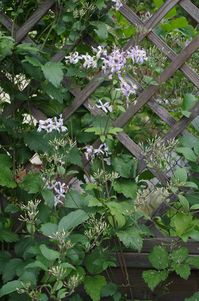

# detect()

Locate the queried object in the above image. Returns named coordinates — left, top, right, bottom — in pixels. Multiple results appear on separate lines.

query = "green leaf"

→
left=40, top=244, right=60, bottom=261
left=149, top=246, right=169, bottom=270
left=187, top=256, right=199, bottom=269
left=171, top=212, right=193, bottom=239
left=175, top=263, right=190, bottom=280
left=24, top=131, right=50, bottom=152
left=96, top=0, right=106, bottom=9
left=40, top=223, right=58, bottom=237
left=107, top=202, right=126, bottom=228
left=90, top=21, right=108, bottom=40
left=85, top=249, right=116, bottom=274
left=67, top=147, right=82, bottom=167
left=173, top=167, right=187, bottom=183
left=3, top=258, right=23, bottom=282
left=25, top=260, right=48, bottom=271
left=117, top=227, right=143, bottom=251
left=41, top=189, right=55, bottom=208
left=64, top=190, right=88, bottom=209
left=58, top=209, right=89, bottom=231
left=0, top=155, right=16, bottom=188
left=171, top=247, right=188, bottom=264
left=84, top=275, right=106, bottom=301
left=0, top=280, right=23, bottom=297
left=113, top=180, right=137, bottom=199
left=0, top=230, right=19, bottom=242
left=112, top=154, right=134, bottom=178
left=143, top=270, right=168, bottom=291
left=0, top=34, right=14, bottom=60
left=185, top=292, right=199, bottom=301
left=178, top=195, right=189, bottom=211
left=182, top=93, right=197, bottom=112
left=176, top=147, right=197, bottom=162
left=19, top=172, right=43, bottom=193
left=42, top=62, right=64, bottom=87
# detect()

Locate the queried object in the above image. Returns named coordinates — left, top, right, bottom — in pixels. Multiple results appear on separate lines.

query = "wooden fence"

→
left=1, top=0, right=199, bottom=300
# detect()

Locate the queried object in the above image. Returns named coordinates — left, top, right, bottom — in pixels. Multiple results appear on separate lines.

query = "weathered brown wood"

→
left=115, top=34, right=199, bottom=128
left=180, top=0, right=199, bottom=23
left=120, top=6, right=199, bottom=89
left=15, top=0, right=55, bottom=43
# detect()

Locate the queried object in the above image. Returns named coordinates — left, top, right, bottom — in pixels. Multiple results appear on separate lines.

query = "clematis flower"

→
left=119, top=75, right=137, bottom=101
left=37, top=114, right=67, bottom=133
left=65, top=51, right=81, bottom=64
left=48, top=180, right=68, bottom=207
left=127, top=46, right=147, bottom=64
left=81, top=54, right=97, bottom=69
left=96, top=100, right=113, bottom=113
left=102, top=47, right=126, bottom=78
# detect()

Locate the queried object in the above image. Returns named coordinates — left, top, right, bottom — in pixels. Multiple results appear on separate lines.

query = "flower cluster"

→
left=127, top=46, right=148, bottom=64
left=84, top=143, right=111, bottom=162
left=65, top=52, right=97, bottom=69
left=37, top=114, right=67, bottom=133
left=118, top=75, right=137, bottom=103
left=48, top=180, right=68, bottom=207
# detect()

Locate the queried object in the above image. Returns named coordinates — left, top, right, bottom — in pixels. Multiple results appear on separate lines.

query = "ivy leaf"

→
left=113, top=180, right=137, bottom=199
left=0, top=280, right=23, bottom=297
left=143, top=270, right=168, bottom=291
left=40, top=244, right=60, bottom=261
left=42, top=62, right=64, bottom=87
left=149, top=246, right=169, bottom=270
left=84, top=275, right=106, bottom=301
left=58, top=209, right=89, bottom=231
left=117, top=227, right=143, bottom=251
left=175, top=263, right=191, bottom=280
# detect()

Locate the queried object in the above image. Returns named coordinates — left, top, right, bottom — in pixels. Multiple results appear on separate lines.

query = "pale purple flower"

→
left=119, top=75, right=137, bottom=100
left=48, top=180, right=68, bottom=207
left=127, top=46, right=147, bottom=64
left=84, top=145, right=95, bottom=161
left=96, top=100, right=113, bottom=113
left=102, top=47, right=126, bottom=78
left=112, top=0, right=123, bottom=10
left=81, top=54, right=97, bottom=69
left=65, top=51, right=81, bottom=64
left=37, top=114, right=67, bottom=133
left=84, top=143, right=111, bottom=163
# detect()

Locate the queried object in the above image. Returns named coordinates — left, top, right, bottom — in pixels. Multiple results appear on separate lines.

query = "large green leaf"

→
left=117, top=227, right=143, bottom=252
left=113, top=180, right=137, bottom=199
left=40, top=244, right=60, bottom=261
left=42, top=62, right=64, bottom=87
left=0, top=154, right=16, bottom=188
left=19, top=172, right=43, bottom=194
left=58, top=209, right=89, bottom=231
left=149, top=246, right=169, bottom=270
left=0, top=280, right=23, bottom=297
left=84, top=275, right=106, bottom=301
left=143, top=270, right=168, bottom=291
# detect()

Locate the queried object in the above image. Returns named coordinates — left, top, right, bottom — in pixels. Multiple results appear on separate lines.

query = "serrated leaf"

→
left=171, top=247, right=188, bottom=263
left=58, top=209, right=89, bottom=231
left=90, top=21, right=108, bottom=40
left=42, top=62, right=64, bottom=87
left=24, top=131, right=50, bottom=152
left=85, top=249, right=116, bottom=274
left=143, top=270, right=168, bottom=291
left=84, top=275, right=106, bottom=301
left=113, top=180, right=137, bottom=199
left=175, top=263, right=190, bottom=280
left=40, top=244, right=60, bottom=261
left=0, top=154, right=16, bottom=188
left=117, top=227, right=143, bottom=251
left=149, top=246, right=169, bottom=269
left=0, top=280, right=23, bottom=297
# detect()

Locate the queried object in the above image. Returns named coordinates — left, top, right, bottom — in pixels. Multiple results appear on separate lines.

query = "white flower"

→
left=94, top=143, right=111, bottom=158
left=84, top=145, right=95, bottom=161
left=65, top=51, right=81, bottom=64
left=48, top=180, right=68, bottom=207
left=37, top=114, right=67, bottom=133
left=84, top=143, right=111, bottom=163
left=81, top=54, right=97, bottom=69
left=112, top=0, right=123, bottom=10
left=96, top=100, right=113, bottom=113
left=92, top=46, right=107, bottom=59
left=119, top=75, right=137, bottom=101
left=102, top=47, right=126, bottom=78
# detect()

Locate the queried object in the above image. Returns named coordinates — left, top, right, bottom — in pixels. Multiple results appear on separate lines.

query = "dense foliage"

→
left=0, top=0, right=199, bottom=300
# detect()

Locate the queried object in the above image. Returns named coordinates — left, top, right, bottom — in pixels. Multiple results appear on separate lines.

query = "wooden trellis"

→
left=1, top=0, right=199, bottom=300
